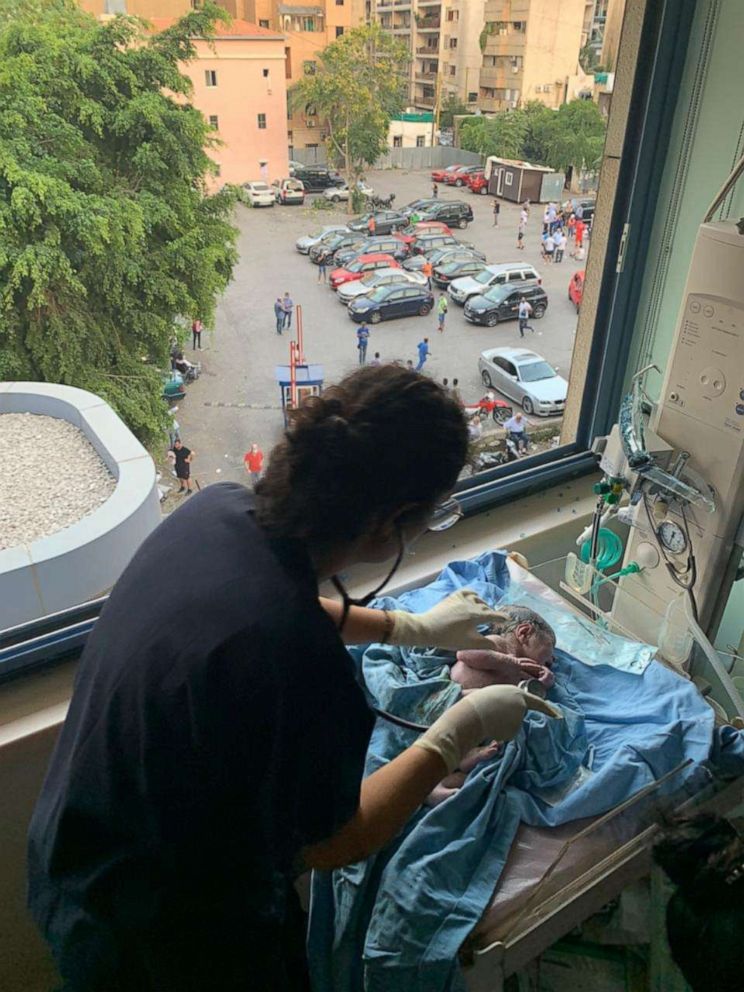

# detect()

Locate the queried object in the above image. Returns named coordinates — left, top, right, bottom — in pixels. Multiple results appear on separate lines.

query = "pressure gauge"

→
left=658, top=520, right=687, bottom=554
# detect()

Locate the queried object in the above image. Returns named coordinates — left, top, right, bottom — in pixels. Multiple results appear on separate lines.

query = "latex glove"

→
left=412, top=684, right=561, bottom=774
left=389, top=590, right=503, bottom=651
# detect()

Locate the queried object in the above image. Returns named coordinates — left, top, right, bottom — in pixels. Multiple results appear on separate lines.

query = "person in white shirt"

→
left=553, top=230, right=566, bottom=263
left=503, top=411, right=529, bottom=453
left=543, top=233, right=555, bottom=263
left=517, top=297, right=534, bottom=338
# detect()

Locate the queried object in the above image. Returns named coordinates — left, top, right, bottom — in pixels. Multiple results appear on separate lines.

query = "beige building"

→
left=388, top=112, right=434, bottom=147
left=366, top=0, right=485, bottom=112
left=478, top=0, right=586, bottom=113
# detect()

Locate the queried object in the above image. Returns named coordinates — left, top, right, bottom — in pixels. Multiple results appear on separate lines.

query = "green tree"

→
left=289, top=24, right=409, bottom=205
left=438, top=92, right=468, bottom=130
left=536, top=99, right=606, bottom=173
left=0, top=0, right=239, bottom=444
left=459, top=110, right=528, bottom=160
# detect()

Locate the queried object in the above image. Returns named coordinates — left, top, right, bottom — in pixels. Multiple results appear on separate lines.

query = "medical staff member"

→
left=28, top=365, right=553, bottom=992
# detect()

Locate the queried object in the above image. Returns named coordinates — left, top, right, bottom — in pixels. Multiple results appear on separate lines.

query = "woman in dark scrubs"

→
left=28, top=365, right=553, bottom=991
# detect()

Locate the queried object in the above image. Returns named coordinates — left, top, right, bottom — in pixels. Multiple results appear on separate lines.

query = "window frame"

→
left=453, top=0, right=697, bottom=515
left=204, top=69, right=217, bottom=87
left=257, top=113, right=267, bottom=129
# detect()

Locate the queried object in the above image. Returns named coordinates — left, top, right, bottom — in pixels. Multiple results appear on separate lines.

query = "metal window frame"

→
left=455, top=0, right=697, bottom=516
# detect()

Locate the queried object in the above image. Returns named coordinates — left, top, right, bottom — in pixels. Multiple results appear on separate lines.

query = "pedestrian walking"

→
left=522, top=198, right=531, bottom=215
left=370, top=352, right=382, bottom=367
left=356, top=323, right=370, bottom=365
left=492, top=200, right=500, bottom=226
left=518, top=296, right=534, bottom=338
left=243, top=443, right=264, bottom=488
left=415, top=337, right=430, bottom=371
left=317, top=257, right=327, bottom=283
left=282, top=291, right=294, bottom=330
left=432, top=182, right=439, bottom=199
left=274, top=298, right=284, bottom=335
left=542, top=208, right=550, bottom=234
left=437, top=293, right=448, bottom=333
left=422, top=258, right=433, bottom=290
left=191, top=319, right=203, bottom=350
left=543, top=232, right=555, bottom=263
left=367, top=214, right=376, bottom=237
left=574, top=218, right=586, bottom=251
left=517, top=217, right=526, bottom=251
left=169, top=438, right=195, bottom=495
left=567, top=213, right=576, bottom=240
left=547, top=202, right=558, bottom=233
left=553, top=230, right=566, bottom=263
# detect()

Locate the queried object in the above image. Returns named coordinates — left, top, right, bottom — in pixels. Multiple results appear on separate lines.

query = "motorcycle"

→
left=463, top=393, right=513, bottom=425
left=365, top=192, right=396, bottom=210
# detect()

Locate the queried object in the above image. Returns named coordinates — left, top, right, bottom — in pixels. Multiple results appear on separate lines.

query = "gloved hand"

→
left=412, top=684, right=561, bottom=774
left=388, top=590, right=504, bottom=651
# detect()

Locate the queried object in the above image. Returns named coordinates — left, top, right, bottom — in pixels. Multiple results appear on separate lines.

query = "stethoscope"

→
left=330, top=496, right=547, bottom=733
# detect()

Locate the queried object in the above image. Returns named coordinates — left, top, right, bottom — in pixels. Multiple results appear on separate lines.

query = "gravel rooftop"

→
left=0, top=413, right=115, bottom=551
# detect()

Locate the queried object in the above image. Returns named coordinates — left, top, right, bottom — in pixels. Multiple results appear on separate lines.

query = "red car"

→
left=329, top=253, right=400, bottom=289
left=396, top=220, right=453, bottom=245
left=430, top=163, right=465, bottom=183
left=568, top=270, right=585, bottom=312
left=444, top=165, right=483, bottom=187
left=466, top=172, right=489, bottom=195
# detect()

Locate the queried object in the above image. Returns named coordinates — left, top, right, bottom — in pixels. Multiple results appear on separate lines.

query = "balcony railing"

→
left=415, top=70, right=437, bottom=80
left=416, top=17, right=441, bottom=30
left=416, top=45, right=439, bottom=55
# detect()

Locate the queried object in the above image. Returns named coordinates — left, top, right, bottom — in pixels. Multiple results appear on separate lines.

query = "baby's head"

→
left=488, top=605, right=556, bottom=665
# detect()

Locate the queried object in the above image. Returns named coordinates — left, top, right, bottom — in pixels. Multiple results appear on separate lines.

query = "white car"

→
left=323, top=181, right=374, bottom=204
left=272, top=178, right=305, bottom=204
left=242, top=181, right=275, bottom=207
left=449, top=263, right=541, bottom=305
left=478, top=347, right=567, bottom=417
left=336, top=267, right=427, bottom=304
left=295, top=225, right=349, bottom=254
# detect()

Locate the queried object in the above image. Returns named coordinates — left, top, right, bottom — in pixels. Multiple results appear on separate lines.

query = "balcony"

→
left=417, top=0, right=441, bottom=5
left=416, top=45, right=439, bottom=56
left=415, top=70, right=437, bottom=80
left=391, top=24, right=413, bottom=32
left=479, top=67, right=512, bottom=89
left=416, top=17, right=441, bottom=31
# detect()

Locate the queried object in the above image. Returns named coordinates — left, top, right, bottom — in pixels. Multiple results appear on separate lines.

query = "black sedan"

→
left=334, top=235, right=409, bottom=267
left=464, top=284, right=548, bottom=326
left=400, top=197, right=440, bottom=217
left=348, top=284, right=434, bottom=323
left=433, top=258, right=487, bottom=287
left=347, top=210, right=409, bottom=235
left=403, top=247, right=484, bottom=273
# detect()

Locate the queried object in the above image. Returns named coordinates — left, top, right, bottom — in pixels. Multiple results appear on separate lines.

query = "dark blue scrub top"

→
left=28, top=483, right=373, bottom=991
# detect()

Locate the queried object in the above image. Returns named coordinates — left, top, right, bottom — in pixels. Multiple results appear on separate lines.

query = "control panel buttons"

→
left=703, top=304, right=715, bottom=317
left=689, top=299, right=701, bottom=314
left=699, top=366, right=726, bottom=397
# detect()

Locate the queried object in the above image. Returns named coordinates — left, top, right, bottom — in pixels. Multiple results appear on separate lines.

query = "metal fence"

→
left=290, top=145, right=483, bottom=171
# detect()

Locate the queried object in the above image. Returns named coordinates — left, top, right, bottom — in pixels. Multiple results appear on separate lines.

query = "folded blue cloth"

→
left=308, top=551, right=737, bottom=992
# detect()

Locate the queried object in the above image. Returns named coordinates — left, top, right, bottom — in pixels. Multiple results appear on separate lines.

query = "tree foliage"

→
left=459, top=99, right=605, bottom=173
left=438, top=92, right=468, bottom=130
left=0, top=0, right=239, bottom=444
left=289, top=24, right=409, bottom=197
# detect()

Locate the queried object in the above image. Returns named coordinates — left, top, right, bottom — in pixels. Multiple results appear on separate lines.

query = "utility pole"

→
left=431, top=69, right=442, bottom=147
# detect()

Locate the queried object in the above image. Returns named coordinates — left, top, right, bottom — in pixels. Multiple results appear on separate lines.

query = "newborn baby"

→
left=450, top=604, right=556, bottom=692
left=426, top=606, right=556, bottom=807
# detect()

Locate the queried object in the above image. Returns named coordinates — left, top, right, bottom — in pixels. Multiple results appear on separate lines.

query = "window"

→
left=303, top=60, right=317, bottom=75
left=259, top=18, right=269, bottom=28
left=449, top=65, right=456, bottom=76
left=214, top=163, right=221, bottom=177
left=287, top=130, right=293, bottom=142
left=208, top=114, right=219, bottom=130
left=204, top=69, right=217, bottom=87
left=285, top=47, right=292, bottom=78
left=302, top=16, right=316, bottom=31
left=504, top=173, right=512, bottom=185
left=468, top=92, right=478, bottom=102
left=336, top=0, right=344, bottom=4
left=263, top=68, right=269, bottom=78
left=449, top=37, right=457, bottom=49
left=416, top=135, right=426, bottom=147
left=257, top=114, right=266, bottom=129
left=190, top=0, right=201, bottom=7
left=393, top=135, right=402, bottom=147
left=336, top=26, right=344, bottom=37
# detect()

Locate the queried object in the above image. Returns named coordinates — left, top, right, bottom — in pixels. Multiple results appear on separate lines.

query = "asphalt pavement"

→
left=173, top=169, right=584, bottom=489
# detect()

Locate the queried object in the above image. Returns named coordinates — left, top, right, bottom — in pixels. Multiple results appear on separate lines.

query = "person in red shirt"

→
left=574, top=218, right=585, bottom=249
left=244, top=443, right=264, bottom=488
left=421, top=258, right=433, bottom=289
left=367, top=215, right=376, bottom=236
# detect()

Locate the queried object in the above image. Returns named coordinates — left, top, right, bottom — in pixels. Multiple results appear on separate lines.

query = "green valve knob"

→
left=605, top=493, right=620, bottom=504
left=593, top=482, right=611, bottom=495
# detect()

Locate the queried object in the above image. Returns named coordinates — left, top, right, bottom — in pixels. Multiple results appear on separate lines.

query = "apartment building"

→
left=245, top=0, right=366, bottom=152
left=366, top=0, right=485, bottom=113
left=478, top=0, right=586, bottom=112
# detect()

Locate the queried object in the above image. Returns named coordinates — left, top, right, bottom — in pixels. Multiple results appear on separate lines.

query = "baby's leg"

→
left=425, top=771, right=466, bottom=808
left=458, top=741, right=502, bottom=773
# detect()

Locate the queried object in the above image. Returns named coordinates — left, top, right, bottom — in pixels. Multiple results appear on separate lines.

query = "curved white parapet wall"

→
left=0, top=382, right=161, bottom=630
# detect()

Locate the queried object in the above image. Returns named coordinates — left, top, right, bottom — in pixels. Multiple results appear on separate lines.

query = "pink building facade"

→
left=148, top=19, right=289, bottom=188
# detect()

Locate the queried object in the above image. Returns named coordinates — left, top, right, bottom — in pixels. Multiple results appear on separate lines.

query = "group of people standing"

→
left=273, top=292, right=295, bottom=334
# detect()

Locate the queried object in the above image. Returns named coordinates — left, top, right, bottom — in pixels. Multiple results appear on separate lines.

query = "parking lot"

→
left=174, top=168, right=585, bottom=488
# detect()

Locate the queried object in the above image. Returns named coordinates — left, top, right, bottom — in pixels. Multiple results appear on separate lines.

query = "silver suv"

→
left=448, top=262, right=541, bottom=305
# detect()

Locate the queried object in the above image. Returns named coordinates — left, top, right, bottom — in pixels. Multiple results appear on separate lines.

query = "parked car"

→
left=396, top=220, right=453, bottom=244
left=323, top=180, right=374, bottom=203
left=464, top=284, right=548, bottom=327
left=400, top=197, right=440, bottom=217
left=271, top=178, right=305, bottom=205
left=288, top=159, right=304, bottom=175
left=334, top=235, right=409, bottom=267
left=478, top=347, right=567, bottom=416
left=410, top=233, right=460, bottom=256
left=295, top=225, right=349, bottom=254
left=336, top=267, right=427, bottom=304
left=291, top=165, right=345, bottom=192
left=418, top=200, right=474, bottom=229
left=449, top=263, right=542, bottom=305
left=309, top=232, right=366, bottom=263
left=430, top=164, right=465, bottom=183
left=348, top=284, right=435, bottom=323
left=466, top=172, right=489, bottom=195
left=444, top=165, right=483, bottom=187
left=347, top=210, right=409, bottom=235
left=568, top=269, right=585, bottom=312
left=329, top=252, right=400, bottom=289
left=433, top=257, right=487, bottom=287
left=242, top=181, right=275, bottom=207
left=403, top=246, right=483, bottom=273
left=573, top=198, right=596, bottom=223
